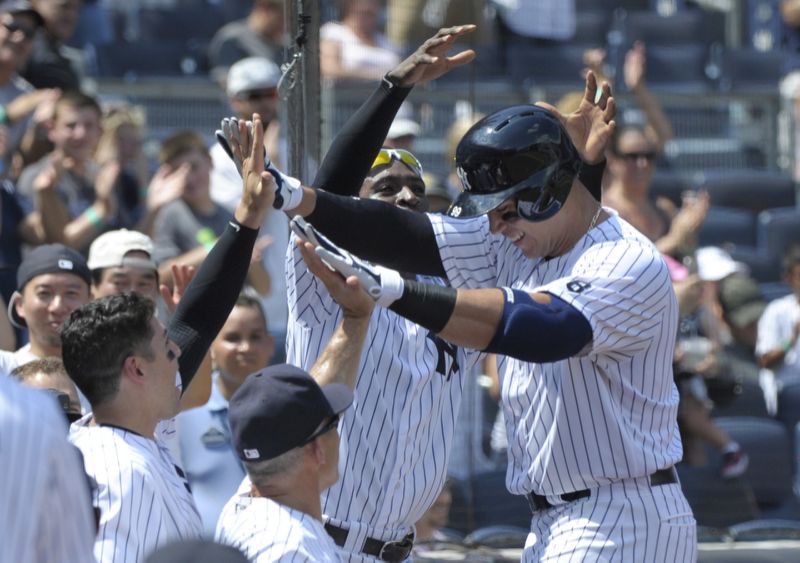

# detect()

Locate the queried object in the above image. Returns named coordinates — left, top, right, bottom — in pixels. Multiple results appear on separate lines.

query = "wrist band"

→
left=84, top=206, right=103, bottom=229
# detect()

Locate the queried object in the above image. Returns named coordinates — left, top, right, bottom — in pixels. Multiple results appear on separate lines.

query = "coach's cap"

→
left=0, top=0, right=44, bottom=26
left=146, top=539, right=248, bottom=563
left=87, top=229, right=157, bottom=271
left=226, top=57, right=281, bottom=98
left=229, top=364, right=353, bottom=462
left=9, top=244, right=90, bottom=328
left=718, top=274, right=767, bottom=329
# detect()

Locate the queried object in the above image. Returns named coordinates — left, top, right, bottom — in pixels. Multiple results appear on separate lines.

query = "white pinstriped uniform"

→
left=216, top=477, right=340, bottom=562
left=0, top=376, right=95, bottom=563
left=286, top=238, right=478, bottom=559
left=429, top=209, right=696, bottom=562
left=70, top=416, right=203, bottom=563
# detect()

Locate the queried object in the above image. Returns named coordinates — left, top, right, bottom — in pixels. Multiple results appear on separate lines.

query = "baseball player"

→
left=217, top=26, right=483, bottom=561
left=0, top=374, right=95, bottom=563
left=63, top=116, right=275, bottom=563
left=216, top=255, right=374, bottom=561
left=243, top=71, right=697, bottom=561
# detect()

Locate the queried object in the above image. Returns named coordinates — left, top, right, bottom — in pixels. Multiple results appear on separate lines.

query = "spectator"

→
left=208, top=0, right=285, bottom=85
left=491, top=0, right=574, bottom=68
left=152, top=130, right=270, bottom=294
left=11, top=356, right=82, bottom=423
left=384, top=116, right=420, bottom=151
left=212, top=57, right=286, bottom=361
left=387, top=0, right=489, bottom=52
left=320, top=0, right=401, bottom=81
left=177, top=294, right=276, bottom=534
left=22, top=0, right=84, bottom=90
left=413, top=479, right=459, bottom=553
left=757, top=246, right=800, bottom=380
left=0, top=244, right=91, bottom=378
left=94, top=103, right=148, bottom=206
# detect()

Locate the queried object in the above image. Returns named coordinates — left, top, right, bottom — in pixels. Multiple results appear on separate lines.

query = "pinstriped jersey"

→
left=0, top=377, right=95, bottom=563
left=69, top=417, right=203, bottom=563
left=286, top=238, right=478, bottom=537
left=429, top=209, right=682, bottom=496
left=216, top=478, right=339, bottom=562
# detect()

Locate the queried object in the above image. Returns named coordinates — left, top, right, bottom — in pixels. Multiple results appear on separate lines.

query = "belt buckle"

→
left=378, top=534, right=413, bottom=562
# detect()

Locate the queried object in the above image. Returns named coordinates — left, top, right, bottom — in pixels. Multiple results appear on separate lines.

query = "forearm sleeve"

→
left=578, top=160, right=606, bottom=202
left=306, top=189, right=446, bottom=277
left=170, top=220, right=258, bottom=390
left=312, top=78, right=412, bottom=195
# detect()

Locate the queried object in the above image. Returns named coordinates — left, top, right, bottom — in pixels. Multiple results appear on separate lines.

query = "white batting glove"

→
left=215, top=116, right=304, bottom=211
left=290, top=217, right=405, bottom=307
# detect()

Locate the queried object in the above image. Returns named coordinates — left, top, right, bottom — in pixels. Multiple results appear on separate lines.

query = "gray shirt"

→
left=152, top=199, right=231, bottom=263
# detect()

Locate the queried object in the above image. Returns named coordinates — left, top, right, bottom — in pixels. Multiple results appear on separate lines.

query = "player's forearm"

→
left=309, top=313, right=371, bottom=389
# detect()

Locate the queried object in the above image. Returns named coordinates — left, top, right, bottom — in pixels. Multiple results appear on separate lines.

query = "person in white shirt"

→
left=757, top=247, right=800, bottom=380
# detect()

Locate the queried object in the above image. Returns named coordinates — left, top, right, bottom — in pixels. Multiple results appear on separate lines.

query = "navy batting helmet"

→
left=448, top=105, right=581, bottom=221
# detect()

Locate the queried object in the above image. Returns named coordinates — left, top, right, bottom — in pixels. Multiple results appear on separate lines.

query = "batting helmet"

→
left=448, top=105, right=581, bottom=221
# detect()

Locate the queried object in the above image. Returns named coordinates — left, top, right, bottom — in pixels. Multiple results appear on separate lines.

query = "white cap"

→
left=87, top=229, right=157, bottom=271
left=387, top=118, right=421, bottom=140
left=696, top=246, right=745, bottom=282
left=227, top=57, right=282, bottom=97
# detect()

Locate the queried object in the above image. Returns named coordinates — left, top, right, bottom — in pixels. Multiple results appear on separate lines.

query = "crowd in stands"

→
left=3, top=0, right=800, bottom=560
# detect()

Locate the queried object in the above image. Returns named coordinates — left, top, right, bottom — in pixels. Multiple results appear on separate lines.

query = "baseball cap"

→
left=229, top=364, right=353, bottom=462
left=87, top=229, right=157, bottom=271
left=9, top=244, right=90, bottom=328
left=696, top=246, right=744, bottom=282
left=226, top=57, right=282, bottom=98
left=0, top=0, right=44, bottom=26
left=718, top=274, right=767, bottom=329
left=387, top=118, right=421, bottom=140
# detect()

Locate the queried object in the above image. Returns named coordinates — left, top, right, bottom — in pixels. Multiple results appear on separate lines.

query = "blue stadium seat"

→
left=574, top=11, right=612, bottom=46
left=777, top=379, right=800, bottom=439
left=743, top=0, right=785, bottom=51
left=676, top=463, right=760, bottom=527
left=728, top=246, right=780, bottom=283
left=695, top=172, right=795, bottom=213
left=618, top=9, right=725, bottom=47
left=96, top=40, right=208, bottom=78
left=711, top=378, right=768, bottom=419
left=757, top=207, right=800, bottom=265
left=714, top=47, right=785, bottom=93
left=649, top=171, right=690, bottom=206
left=711, top=416, right=798, bottom=518
left=635, top=44, right=712, bottom=93
left=138, top=6, right=226, bottom=42
left=507, top=44, right=588, bottom=88
left=698, top=206, right=758, bottom=248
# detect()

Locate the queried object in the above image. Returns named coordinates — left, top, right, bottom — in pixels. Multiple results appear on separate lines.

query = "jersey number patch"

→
left=567, top=280, right=591, bottom=294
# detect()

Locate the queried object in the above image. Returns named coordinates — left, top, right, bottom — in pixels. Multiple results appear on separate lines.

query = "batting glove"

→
left=290, top=217, right=405, bottom=307
left=215, top=116, right=304, bottom=211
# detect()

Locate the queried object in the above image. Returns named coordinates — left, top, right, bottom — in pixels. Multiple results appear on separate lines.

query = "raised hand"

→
left=234, top=113, right=276, bottom=228
left=160, top=263, right=196, bottom=315
left=146, top=162, right=188, bottom=212
left=535, top=70, right=616, bottom=164
left=386, top=25, right=477, bottom=87
left=290, top=217, right=404, bottom=307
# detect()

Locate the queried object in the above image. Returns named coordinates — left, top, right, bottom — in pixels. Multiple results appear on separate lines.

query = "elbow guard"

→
left=485, top=288, right=593, bottom=363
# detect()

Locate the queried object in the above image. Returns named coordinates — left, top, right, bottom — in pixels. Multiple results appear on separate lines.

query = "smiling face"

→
left=49, top=104, right=102, bottom=163
left=607, top=128, right=657, bottom=192
left=359, top=159, right=428, bottom=212
left=212, top=303, right=274, bottom=388
left=486, top=197, right=559, bottom=259
left=0, top=11, right=37, bottom=69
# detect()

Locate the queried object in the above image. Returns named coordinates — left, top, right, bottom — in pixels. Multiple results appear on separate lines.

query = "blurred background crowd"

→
left=4, top=0, right=800, bottom=559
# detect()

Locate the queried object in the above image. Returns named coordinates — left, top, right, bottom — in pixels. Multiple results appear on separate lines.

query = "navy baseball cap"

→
left=229, top=364, right=353, bottom=462
left=8, top=244, right=91, bottom=328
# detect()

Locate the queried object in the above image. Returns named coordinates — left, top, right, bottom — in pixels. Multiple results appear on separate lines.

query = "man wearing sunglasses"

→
left=225, top=32, right=696, bottom=561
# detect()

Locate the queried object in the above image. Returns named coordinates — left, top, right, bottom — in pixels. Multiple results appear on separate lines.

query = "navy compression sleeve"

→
left=170, top=220, right=258, bottom=390
left=486, top=289, right=593, bottom=363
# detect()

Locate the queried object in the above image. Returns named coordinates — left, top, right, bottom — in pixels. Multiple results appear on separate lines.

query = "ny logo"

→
left=427, top=331, right=459, bottom=381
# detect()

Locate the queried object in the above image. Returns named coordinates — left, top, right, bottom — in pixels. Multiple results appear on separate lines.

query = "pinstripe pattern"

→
left=70, top=418, right=203, bottom=562
left=216, top=478, right=339, bottom=562
left=0, top=377, right=95, bottom=563
left=286, top=236, right=478, bottom=547
left=429, top=210, right=693, bottom=558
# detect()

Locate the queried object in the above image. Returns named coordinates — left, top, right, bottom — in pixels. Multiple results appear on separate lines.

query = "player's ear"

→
left=310, top=439, right=326, bottom=466
left=122, top=356, right=146, bottom=384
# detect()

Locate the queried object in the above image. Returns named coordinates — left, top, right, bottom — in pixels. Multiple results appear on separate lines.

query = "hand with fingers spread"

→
left=290, top=216, right=404, bottom=308
left=160, top=263, right=197, bottom=315
left=535, top=70, right=616, bottom=164
left=146, top=162, right=188, bottom=212
left=234, top=113, right=278, bottom=228
left=215, top=115, right=304, bottom=211
left=386, top=25, right=477, bottom=87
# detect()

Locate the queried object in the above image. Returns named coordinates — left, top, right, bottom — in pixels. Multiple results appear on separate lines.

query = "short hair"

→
left=53, top=91, right=102, bottom=122
left=783, top=245, right=800, bottom=276
left=11, top=357, right=69, bottom=382
left=60, top=292, right=156, bottom=407
left=158, top=130, right=210, bottom=166
left=244, top=447, right=305, bottom=487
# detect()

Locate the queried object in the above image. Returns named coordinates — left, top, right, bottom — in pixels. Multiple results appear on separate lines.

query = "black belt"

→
left=324, top=522, right=414, bottom=562
left=526, top=466, right=678, bottom=512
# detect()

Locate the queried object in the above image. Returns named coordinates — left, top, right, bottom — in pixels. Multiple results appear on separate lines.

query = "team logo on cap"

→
left=58, top=259, right=74, bottom=270
left=243, top=448, right=260, bottom=459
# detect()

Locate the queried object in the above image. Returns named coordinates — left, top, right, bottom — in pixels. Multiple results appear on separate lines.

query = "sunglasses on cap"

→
left=619, top=151, right=657, bottom=162
left=303, top=414, right=340, bottom=445
left=370, top=148, right=423, bottom=177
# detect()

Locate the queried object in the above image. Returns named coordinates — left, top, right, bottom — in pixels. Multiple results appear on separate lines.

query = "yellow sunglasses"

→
left=370, top=148, right=423, bottom=177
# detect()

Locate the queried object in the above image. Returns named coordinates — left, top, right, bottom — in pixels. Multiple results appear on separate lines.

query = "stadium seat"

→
left=711, top=416, right=797, bottom=518
left=777, top=379, right=800, bottom=438
left=728, top=518, right=800, bottom=540
left=665, top=142, right=766, bottom=173
left=506, top=44, right=588, bottom=88
left=649, top=171, right=690, bottom=207
left=574, top=11, right=612, bottom=46
left=695, top=172, right=795, bottom=212
left=635, top=44, right=712, bottom=93
left=757, top=207, right=800, bottom=265
left=96, top=40, right=208, bottom=78
left=666, top=106, right=731, bottom=139
left=714, top=47, right=785, bottom=93
left=710, top=378, right=768, bottom=419
left=698, top=206, right=757, bottom=249
left=743, top=0, right=785, bottom=51
left=677, top=463, right=760, bottom=527
left=469, top=470, right=532, bottom=530
left=728, top=246, right=780, bottom=283
left=759, top=281, right=792, bottom=302
left=138, top=6, right=226, bottom=42
left=618, top=9, right=724, bottom=47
